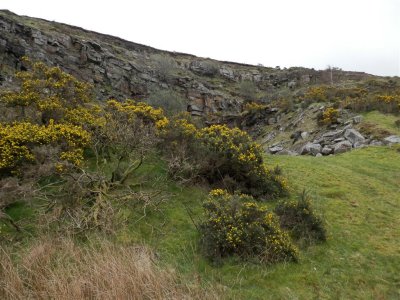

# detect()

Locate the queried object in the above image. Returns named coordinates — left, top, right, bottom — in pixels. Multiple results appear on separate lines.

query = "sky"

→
left=1, top=0, right=399, bottom=76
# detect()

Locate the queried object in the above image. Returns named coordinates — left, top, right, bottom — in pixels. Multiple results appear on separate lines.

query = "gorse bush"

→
left=94, top=99, right=167, bottom=184
left=341, top=93, right=400, bottom=114
left=0, top=121, right=90, bottom=176
left=159, top=114, right=200, bottom=182
left=318, top=107, right=339, bottom=125
left=161, top=118, right=287, bottom=198
left=106, top=99, right=168, bottom=131
left=301, top=86, right=328, bottom=104
left=0, top=58, right=98, bottom=177
left=1, top=57, right=95, bottom=125
left=375, top=94, right=400, bottom=113
left=0, top=59, right=171, bottom=233
left=242, top=101, right=268, bottom=112
left=200, top=189, right=298, bottom=263
left=197, top=125, right=287, bottom=198
left=275, top=190, right=326, bottom=245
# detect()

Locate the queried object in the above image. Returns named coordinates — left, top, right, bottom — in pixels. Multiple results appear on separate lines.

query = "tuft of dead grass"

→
left=0, top=237, right=218, bottom=300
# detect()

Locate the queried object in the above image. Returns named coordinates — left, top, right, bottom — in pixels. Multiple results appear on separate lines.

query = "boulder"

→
left=269, top=145, right=283, bottom=154
left=333, top=140, right=352, bottom=154
left=333, top=137, right=345, bottom=143
left=322, top=130, right=343, bottom=140
left=219, top=67, right=235, bottom=80
left=353, top=142, right=367, bottom=149
left=315, top=153, right=323, bottom=157
left=301, top=131, right=309, bottom=139
left=261, top=132, right=276, bottom=144
left=369, top=140, right=383, bottom=146
left=321, top=146, right=333, bottom=155
left=344, top=129, right=365, bottom=145
left=301, top=142, right=322, bottom=156
left=383, top=135, right=400, bottom=144
left=190, top=60, right=218, bottom=76
left=353, top=115, right=363, bottom=124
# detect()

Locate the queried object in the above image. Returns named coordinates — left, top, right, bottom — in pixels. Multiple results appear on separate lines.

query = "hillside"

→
left=1, top=9, right=400, bottom=300
left=0, top=9, right=373, bottom=117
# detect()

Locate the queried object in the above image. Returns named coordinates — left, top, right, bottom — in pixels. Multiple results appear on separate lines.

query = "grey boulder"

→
left=269, top=145, right=284, bottom=154
left=344, top=129, right=365, bottom=145
left=384, top=135, right=400, bottom=144
left=333, top=140, right=352, bottom=154
left=321, top=146, right=333, bottom=155
left=301, top=142, right=322, bottom=156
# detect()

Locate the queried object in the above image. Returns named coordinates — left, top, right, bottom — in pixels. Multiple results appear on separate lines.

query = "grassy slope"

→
left=3, top=147, right=400, bottom=299
left=361, top=111, right=400, bottom=136
left=126, top=147, right=400, bottom=299
left=263, top=147, right=400, bottom=299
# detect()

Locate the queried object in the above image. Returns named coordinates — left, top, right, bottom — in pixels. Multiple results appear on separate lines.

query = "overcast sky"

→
left=1, top=0, right=399, bottom=76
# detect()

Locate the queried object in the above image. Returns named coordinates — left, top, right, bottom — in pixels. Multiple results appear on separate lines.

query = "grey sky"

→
left=1, top=0, right=399, bottom=76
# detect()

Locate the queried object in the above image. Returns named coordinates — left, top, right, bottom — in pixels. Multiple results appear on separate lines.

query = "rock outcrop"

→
left=0, top=10, right=373, bottom=117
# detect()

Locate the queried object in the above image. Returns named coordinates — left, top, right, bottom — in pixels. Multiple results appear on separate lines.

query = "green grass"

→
left=2, top=147, right=400, bottom=299
left=111, top=146, right=400, bottom=299
left=361, top=111, right=400, bottom=135
left=139, top=148, right=400, bottom=299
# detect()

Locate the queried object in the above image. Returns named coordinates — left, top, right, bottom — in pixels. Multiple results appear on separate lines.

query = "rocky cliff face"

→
left=0, top=10, right=373, bottom=116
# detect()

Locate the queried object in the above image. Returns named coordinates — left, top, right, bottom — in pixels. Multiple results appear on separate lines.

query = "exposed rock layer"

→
left=0, top=10, right=372, bottom=116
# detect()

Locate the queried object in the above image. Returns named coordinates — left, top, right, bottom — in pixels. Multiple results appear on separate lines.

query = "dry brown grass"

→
left=0, top=238, right=218, bottom=300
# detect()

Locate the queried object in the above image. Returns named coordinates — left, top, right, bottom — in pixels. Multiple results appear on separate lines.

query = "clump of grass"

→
left=0, top=237, right=218, bottom=300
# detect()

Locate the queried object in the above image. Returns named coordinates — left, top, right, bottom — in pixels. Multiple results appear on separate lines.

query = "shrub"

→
left=318, top=107, right=339, bottom=125
left=277, top=97, right=294, bottom=112
left=375, top=94, right=400, bottom=113
left=0, top=57, right=95, bottom=125
left=0, top=121, right=90, bottom=176
left=153, top=54, right=177, bottom=81
left=106, top=99, right=168, bottom=130
left=89, top=99, right=166, bottom=184
left=300, top=86, right=328, bottom=105
left=161, top=120, right=288, bottom=198
left=146, top=89, right=186, bottom=116
left=275, top=190, right=326, bottom=245
left=200, top=190, right=298, bottom=263
left=239, top=80, right=257, bottom=101
left=340, top=91, right=400, bottom=114
left=242, top=101, right=267, bottom=112
left=197, top=125, right=287, bottom=198
left=159, top=114, right=201, bottom=182
left=190, top=60, right=219, bottom=76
